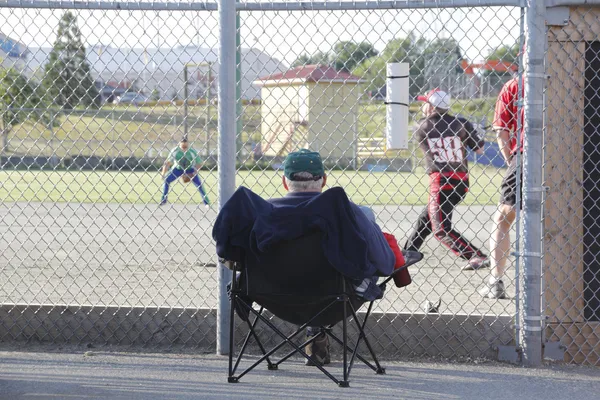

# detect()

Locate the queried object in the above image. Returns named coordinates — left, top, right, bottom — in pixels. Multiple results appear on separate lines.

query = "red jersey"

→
left=493, top=77, right=524, bottom=154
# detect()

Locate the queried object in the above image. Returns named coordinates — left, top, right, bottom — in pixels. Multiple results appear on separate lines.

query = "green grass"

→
left=4, top=98, right=497, bottom=159
left=0, top=165, right=504, bottom=206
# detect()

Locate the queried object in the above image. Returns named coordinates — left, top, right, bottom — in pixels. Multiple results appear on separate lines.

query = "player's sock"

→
left=191, top=175, right=209, bottom=205
left=161, top=183, right=170, bottom=204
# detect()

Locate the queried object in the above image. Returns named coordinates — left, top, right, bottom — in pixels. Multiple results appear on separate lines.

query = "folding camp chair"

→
left=226, top=231, right=423, bottom=387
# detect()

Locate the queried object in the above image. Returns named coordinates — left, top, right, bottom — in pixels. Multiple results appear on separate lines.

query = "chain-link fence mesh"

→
left=0, top=8, right=223, bottom=347
left=2, top=2, right=592, bottom=364
left=545, top=6, right=600, bottom=366
left=233, top=5, right=522, bottom=359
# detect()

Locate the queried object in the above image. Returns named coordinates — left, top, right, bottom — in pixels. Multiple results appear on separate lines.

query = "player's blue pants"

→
left=161, top=168, right=209, bottom=205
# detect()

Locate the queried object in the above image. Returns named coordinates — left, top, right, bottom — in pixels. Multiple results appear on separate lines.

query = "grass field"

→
left=0, top=165, right=505, bottom=206
left=4, top=98, right=498, bottom=160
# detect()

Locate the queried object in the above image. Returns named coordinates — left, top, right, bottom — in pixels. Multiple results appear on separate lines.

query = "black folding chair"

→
left=226, top=231, right=423, bottom=387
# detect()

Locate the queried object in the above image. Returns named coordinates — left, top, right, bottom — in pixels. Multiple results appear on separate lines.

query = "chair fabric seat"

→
left=238, top=231, right=367, bottom=326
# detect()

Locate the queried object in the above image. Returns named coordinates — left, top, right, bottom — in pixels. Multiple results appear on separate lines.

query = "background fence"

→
left=0, top=1, right=597, bottom=365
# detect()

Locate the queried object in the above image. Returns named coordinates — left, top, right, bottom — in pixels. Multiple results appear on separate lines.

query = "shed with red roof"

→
left=254, top=64, right=361, bottom=162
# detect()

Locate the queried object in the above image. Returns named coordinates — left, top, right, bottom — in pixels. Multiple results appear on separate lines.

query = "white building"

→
left=25, top=45, right=286, bottom=101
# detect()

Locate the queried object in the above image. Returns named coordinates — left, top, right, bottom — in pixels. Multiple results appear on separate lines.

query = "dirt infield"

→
left=0, top=202, right=516, bottom=316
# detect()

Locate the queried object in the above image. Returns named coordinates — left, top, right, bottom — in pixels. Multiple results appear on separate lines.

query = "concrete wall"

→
left=0, top=304, right=514, bottom=360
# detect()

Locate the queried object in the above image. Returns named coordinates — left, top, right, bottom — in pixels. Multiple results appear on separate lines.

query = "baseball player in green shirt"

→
left=160, top=139, right=210, bottom=207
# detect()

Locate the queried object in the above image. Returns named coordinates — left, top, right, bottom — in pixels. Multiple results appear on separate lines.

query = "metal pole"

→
left=353, top=112, right=358, bottom=171
left=0, top=0, right=524, bottom=11
left=235, top=6, right=243, bottom=161
left=217, top=0, right=236, bottom=356
left=1, top=108, right=6, bottom=160
left=183, top=65, right=189, bottom=141
left=49, top=112, right=54, bottom=165
left=522, top=0, right=546, bottom=367
left=514, top=5, right=526, bottom=352
left=207, top=63, right=212, bottom=157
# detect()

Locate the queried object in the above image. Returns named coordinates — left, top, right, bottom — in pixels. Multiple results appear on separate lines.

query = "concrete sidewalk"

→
left=1, top=345, right=599, bottom=400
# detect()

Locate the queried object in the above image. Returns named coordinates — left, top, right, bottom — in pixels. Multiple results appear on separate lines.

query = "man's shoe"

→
left=462, top=257, right=490, bottom=271
left=159, top=200, right=167, bottom=206
left=305, top=333, right=331, bottom=366
left=480, top=279, right=507, bottom=299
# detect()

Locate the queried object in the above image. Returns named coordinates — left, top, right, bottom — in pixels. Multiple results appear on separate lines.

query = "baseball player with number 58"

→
left=404, top=89, right=489, bottom=271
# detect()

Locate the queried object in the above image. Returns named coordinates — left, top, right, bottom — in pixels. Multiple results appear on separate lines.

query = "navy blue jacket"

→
left=212, top=186, right=395, bottom=281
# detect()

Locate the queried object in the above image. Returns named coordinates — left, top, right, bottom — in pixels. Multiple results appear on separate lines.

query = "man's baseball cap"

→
left=417, top=88, right=451, bottom=110
left=283, top=149, right=325, bottom=181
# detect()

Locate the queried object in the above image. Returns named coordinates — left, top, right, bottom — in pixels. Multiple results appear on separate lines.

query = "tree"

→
left=1, top=67, right=53, bottom=151
left=422, top=38, right=464, bottom=73
left=484, top=42, right=520, bottom=77
left=291, top=51, right=331, bottom=67
left=420, top=38, right=465, bottom=89
left=331, top=41, right=378, bottom=73
left=487, top=42, right=520, bottom=64
left=43, top=11, right=99, bottom=109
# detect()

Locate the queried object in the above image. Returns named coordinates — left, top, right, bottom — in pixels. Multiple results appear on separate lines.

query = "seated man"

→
left=271, top=149, right=394, bottom=297
left=271, top=149, right=396, bottom=366
left=213, top=149, right=403, bottom=367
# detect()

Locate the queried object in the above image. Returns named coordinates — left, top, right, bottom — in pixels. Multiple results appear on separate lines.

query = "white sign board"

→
left=386, top=63, right=409, bottom=150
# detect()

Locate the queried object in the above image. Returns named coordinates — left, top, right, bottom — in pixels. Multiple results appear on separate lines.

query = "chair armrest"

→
left=379, top=250, right=423, bottom=287
left=219, top=257, right=235, bottom=271
left=401, top=250, right=424, bottom=268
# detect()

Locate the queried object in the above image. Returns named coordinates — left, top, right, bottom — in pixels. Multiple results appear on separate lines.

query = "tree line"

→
left=292, top=34, right=520, bottom=97
left=1, top=11, right=97, bottom=148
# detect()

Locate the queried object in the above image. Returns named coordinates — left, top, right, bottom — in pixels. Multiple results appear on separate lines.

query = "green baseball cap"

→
left=283, top=149, right=325, bottom=181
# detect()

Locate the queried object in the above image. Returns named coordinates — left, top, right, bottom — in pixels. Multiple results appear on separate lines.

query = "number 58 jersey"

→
left=414, top=113, right=485, bottom=175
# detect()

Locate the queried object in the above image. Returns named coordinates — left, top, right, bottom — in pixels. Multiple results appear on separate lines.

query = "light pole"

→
left=183, top=62, right=213, bottom=150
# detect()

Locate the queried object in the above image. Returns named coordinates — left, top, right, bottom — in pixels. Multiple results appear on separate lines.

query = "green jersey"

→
left=168, top=147, right=202, bottom=170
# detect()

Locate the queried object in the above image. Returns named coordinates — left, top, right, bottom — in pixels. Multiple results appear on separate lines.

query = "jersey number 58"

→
left=427, top=137, right=462, bottom=163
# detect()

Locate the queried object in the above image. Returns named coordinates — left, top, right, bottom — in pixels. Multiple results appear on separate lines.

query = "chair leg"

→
left=243, top=307, right=277, bottom=370
left=341, top=294, right=349, bottom=387
left=230, top=302, right=278, bottom=376
left=324, top=300, right=385, bottom=375
left=228, top=293, right=237, bottom=381
left=326, top=332, right=379, bottom=372
left=349, top=300, right=385, bottom=374
left=240, top=307, right=343, bottom=385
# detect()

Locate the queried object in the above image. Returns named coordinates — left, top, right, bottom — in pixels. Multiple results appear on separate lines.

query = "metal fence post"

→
left=522, top=0, right=546, bottom=366
left=217, top=0, right=237, bottom=355
left=235, top=4, right=243, bottom=161
left=183, top=65, right=189, bottom=141
left=1, top=107, right=6, bottom=162
left=207, top=63, right=212, bottom=156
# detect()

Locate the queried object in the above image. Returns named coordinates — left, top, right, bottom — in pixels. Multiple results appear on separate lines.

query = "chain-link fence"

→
left=233, top=4, right=523, bottom=360
left=0, top=1, right=595, bottom=365
left=545, top=5, right=600, bottom=366
left=0, top=6, right=223, bottom=348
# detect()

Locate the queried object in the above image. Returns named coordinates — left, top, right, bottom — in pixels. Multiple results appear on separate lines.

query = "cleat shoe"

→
left=480, top=279, right=507, bottom=299
left=463, top=257, right=490, bottom=271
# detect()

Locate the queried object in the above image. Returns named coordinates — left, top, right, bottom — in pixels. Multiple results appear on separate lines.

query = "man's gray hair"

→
left=285, top=171, right=323, bottom=192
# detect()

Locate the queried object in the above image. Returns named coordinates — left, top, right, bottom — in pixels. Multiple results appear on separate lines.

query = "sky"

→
left=0, top=5, right=522, bottom=67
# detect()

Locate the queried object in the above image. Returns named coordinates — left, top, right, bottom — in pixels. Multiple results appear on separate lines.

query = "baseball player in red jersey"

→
left=481, top=76, right=524, bottom=299
left=404, top=89, right=489, bottom=270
